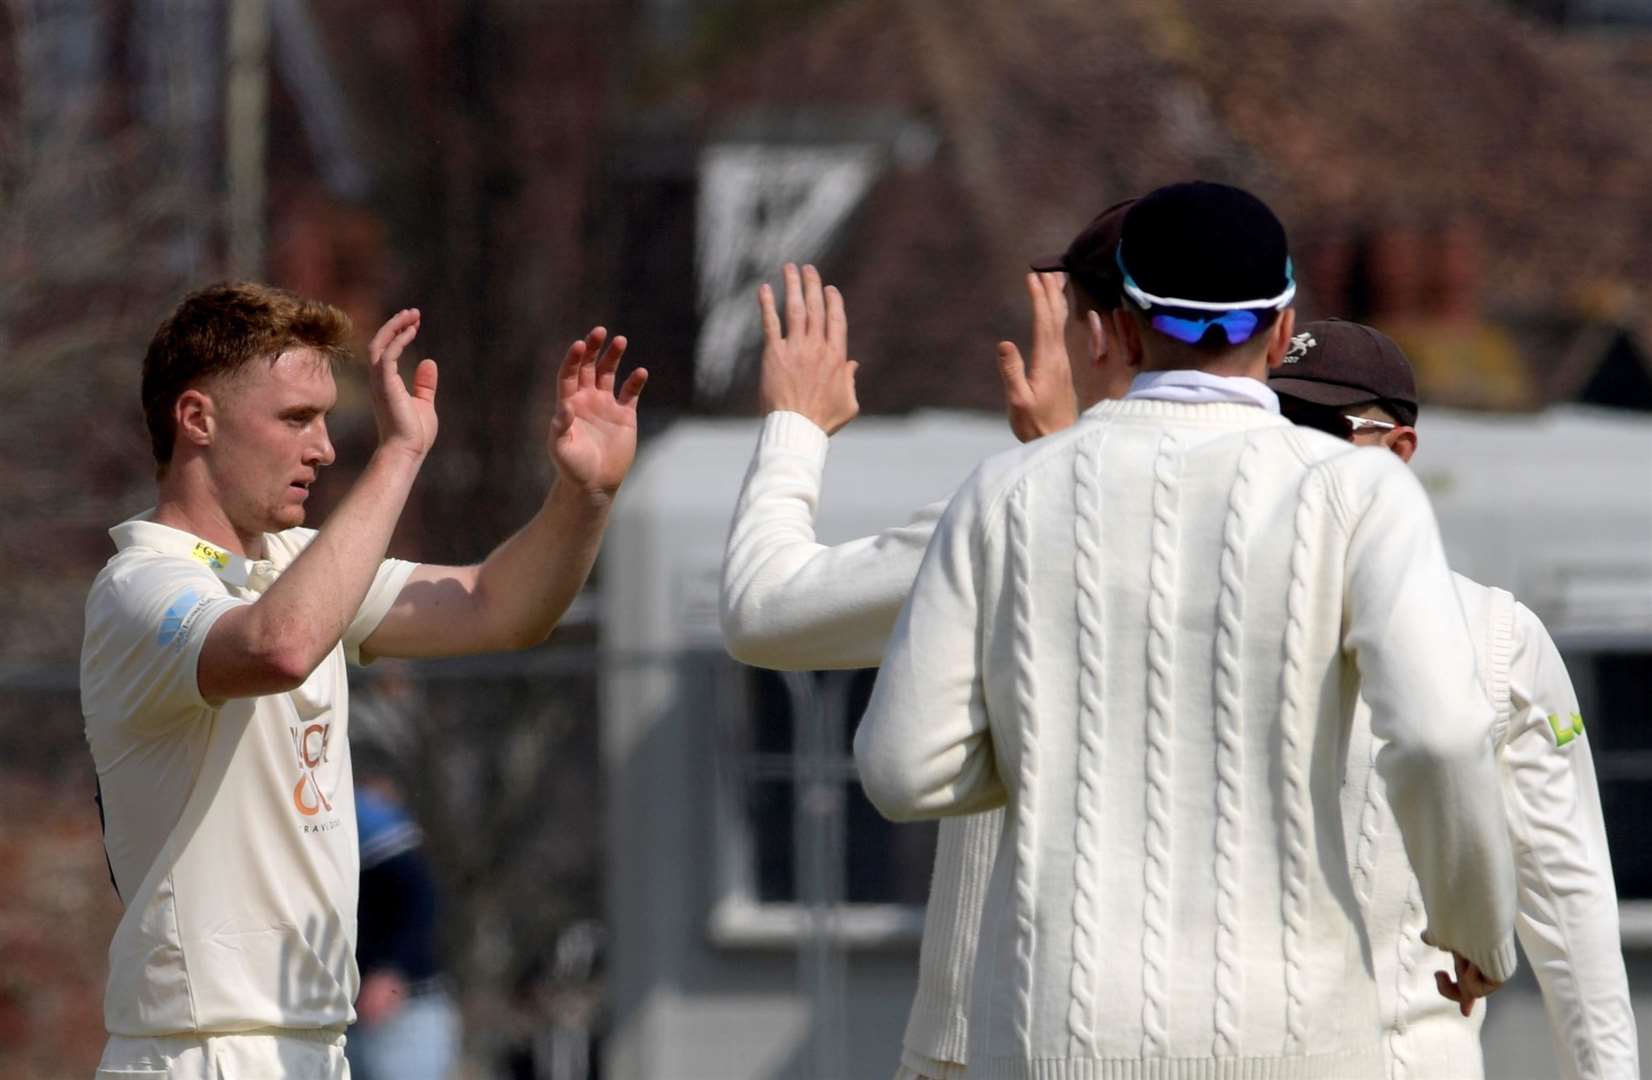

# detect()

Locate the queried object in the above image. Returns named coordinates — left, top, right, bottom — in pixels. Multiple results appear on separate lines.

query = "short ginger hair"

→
left=141, top=282, right=353, bottom=469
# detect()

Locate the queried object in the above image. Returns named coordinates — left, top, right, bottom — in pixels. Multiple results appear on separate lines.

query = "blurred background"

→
left=1, top=0, right=1650, bottom=1077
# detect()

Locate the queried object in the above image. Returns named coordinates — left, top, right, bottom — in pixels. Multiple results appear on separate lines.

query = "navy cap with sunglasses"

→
left=1116, top=181, right=1294, bottom=347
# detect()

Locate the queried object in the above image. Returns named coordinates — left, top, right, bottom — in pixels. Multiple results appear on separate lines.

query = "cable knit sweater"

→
left=855, top=399, right=1518, bottom=1080
left=1346, top=575, right=1638, bottom=1080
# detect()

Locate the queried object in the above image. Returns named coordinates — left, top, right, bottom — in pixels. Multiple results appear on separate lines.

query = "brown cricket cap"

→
left=1030, top=197, right=1136, bottom=310
left=1269, top=318, right=1419, bottom=426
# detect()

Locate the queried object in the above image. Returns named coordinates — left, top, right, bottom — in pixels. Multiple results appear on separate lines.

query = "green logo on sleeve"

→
left=1547, top=712, right=1585, bottom=747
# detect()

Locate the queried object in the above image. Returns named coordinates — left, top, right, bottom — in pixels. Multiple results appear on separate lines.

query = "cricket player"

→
left=853, top=182, right=1515, bottom=1078
left=1272, top=319, right=1639, bottom=1080
left=720, top=200, right=1139, bottom=1080
left=81, top=283, right=645, bottom=1078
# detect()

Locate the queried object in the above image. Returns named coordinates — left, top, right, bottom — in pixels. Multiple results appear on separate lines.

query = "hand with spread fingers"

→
left=757, top=262, right=859, bottom=435
left=550, top=326, right=648, bottom=499
left=997, top=270, right=1077, bottom=443
left=369, top=308, right=440, bottom=460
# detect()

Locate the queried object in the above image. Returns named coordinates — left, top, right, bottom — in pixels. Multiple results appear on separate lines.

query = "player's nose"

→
left=308, top=423, right=335, bottom=468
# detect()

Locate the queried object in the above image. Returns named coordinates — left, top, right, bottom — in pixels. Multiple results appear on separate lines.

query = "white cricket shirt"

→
left=81, top=512, right=415, bottom=1037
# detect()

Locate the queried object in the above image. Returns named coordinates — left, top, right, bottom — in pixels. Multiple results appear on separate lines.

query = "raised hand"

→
left=368, top=308, right=439, bottom=459
left=757, top=263, right=858, bottom=434
left=997, top=271, right=1077, bottom=443
left=550, top=326, right=648, bottom=499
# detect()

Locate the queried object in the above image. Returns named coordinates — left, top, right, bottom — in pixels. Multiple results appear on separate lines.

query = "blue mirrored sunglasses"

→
left=1149, top=309, right=1260, bottom=346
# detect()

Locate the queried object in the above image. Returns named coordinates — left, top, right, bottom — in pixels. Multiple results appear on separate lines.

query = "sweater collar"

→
left=1123, top=370, right=1280, bottom=413
left=1080, top=396, right=1293, bottom=429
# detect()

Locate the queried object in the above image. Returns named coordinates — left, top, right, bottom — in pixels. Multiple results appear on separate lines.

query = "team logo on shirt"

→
left=290, top=721, right=336, bottom=817
left=191, top=541, right=230, bottom=572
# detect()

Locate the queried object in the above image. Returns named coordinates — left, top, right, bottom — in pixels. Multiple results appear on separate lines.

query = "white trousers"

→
left=96, top=1028, right=349, bottom=1079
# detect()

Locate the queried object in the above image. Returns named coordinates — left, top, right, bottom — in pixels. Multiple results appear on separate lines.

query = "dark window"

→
left=728, top=667, right=938, bottom=910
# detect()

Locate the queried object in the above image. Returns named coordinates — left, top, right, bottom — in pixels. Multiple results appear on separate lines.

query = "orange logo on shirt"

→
left=290, top=722, right=335, bottom=816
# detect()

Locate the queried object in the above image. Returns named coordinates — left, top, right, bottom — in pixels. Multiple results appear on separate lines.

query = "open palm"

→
left=549, top=327, right=648, bottom=497
left=369, top=308, right=439, bottom=458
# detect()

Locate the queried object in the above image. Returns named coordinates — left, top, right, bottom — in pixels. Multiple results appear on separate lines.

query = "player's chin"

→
left=272, top=503, right=308, bottom=529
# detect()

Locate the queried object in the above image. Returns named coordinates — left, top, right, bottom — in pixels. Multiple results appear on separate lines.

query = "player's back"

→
left=962, top=398, right=1415, bottom=1077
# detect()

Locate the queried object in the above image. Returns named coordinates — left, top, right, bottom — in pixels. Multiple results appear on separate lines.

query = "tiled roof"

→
left=685, top=0, right=1652, bottom=412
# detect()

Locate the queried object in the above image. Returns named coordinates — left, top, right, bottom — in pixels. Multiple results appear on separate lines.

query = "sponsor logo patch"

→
left=1547, top=712, right=1585, bottom=747
left=191, top=542, right=230, bottom=572
left=157, top=589, right=201, bottom=647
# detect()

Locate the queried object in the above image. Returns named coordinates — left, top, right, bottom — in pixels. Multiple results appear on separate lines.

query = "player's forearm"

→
left=1505, top=697, right=1638, bottom=1076
left=465, top=477, right=613, bottom=650
left=721, top=412, right=936, bottom=670
left=1345, top=469, right=1517, bottom=979
left=1517, top=896, right=1639, bottom=1079
left=721, top=413, right=834, bottom=664
left=1375, top=698, right=1516, bottom=980
left=855, top=494, right=1003, bottom=822
left=206, top=447, right=423, bottom=695
left=1503, top=609, right=1639, bottom=1076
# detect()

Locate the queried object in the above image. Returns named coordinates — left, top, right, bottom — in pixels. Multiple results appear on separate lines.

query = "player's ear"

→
left=175, top=389, right=215, bottom=450
left=1086, top=309, right=1106, bottom=364
left=1264, top=309, right=1297, bottom=370
left=1384, top=425, right=1417, bottom=464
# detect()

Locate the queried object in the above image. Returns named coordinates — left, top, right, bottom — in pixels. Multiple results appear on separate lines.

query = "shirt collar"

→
left=1123, top=369, right=1280, bottom=414
left=110, top=511, right=281, bottom=593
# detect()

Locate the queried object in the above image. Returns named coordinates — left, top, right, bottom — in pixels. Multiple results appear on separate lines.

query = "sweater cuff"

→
left=899, top=1045, right=964, bottom=1079
left=759, top=410, right=830, bottom=461
left=1469, top=932, right=1520, bottom=985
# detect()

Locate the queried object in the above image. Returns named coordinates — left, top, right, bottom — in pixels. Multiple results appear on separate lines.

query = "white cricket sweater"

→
left=1346, top=576, right=1638, bottom=1080
left=856, top=399, right=1519, bottom=1080
left=721, top=410, right=993, bottom=1076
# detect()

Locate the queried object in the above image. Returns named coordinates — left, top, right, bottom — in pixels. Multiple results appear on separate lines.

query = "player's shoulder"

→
left=1448, top=571, right=1543, bottom=635
left=87, top=544, right=216, bottom=615
left=1450, top=571, right=1496, bottom=609
left=1303, top=435, right=1409, bottom=487
left=953, top=419, right=1094, bottom=522
left=1507, top=594, right=1559, bottom=657
left=1307, top=440, right=1435, bottom=531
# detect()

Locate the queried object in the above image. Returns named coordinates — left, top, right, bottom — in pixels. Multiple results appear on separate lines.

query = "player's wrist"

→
left=355, top=445, right=426, bottom=504
left=546, top=472, right=619, bottom=513
left=371, top=435, right=431, bottom=472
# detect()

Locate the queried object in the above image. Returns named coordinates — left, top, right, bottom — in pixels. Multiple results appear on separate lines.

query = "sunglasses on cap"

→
left=1147, top=309, right=1263, bottom=346
left=1116, top=245, right=1296, bottom=346
left=1278, top=396, right=1399, bottom=440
